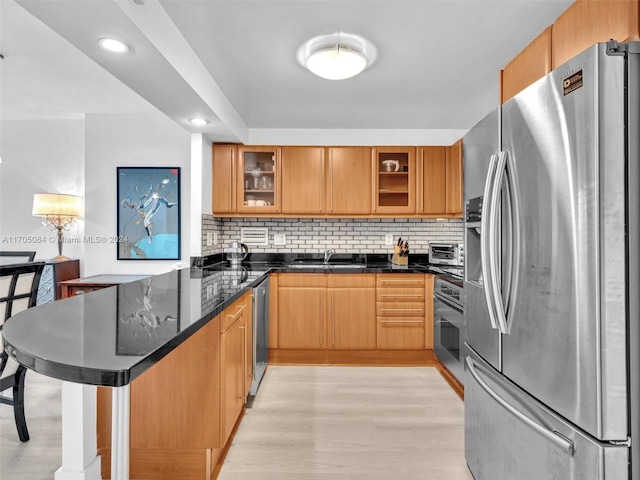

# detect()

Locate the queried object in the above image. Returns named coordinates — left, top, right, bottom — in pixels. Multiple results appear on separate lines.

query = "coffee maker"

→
left=226, top=242, right=248, bottom=266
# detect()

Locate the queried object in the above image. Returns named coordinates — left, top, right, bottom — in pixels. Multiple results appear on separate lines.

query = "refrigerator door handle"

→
left=503, top=150, right=521, bottom=333
left=465, top=356, right=575, bottom=455
left=489, top=151, right=509, bottom=334
left=481, top=154, right=500, bottom=330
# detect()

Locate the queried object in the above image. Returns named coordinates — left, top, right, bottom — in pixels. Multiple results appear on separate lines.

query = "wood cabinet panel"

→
left=552, top=0, right=640, bottom=69
left=236, top=145, right=280, bottom=213
left=278, top=273, right=327, bottom=288
left=327, top=273, right=376, bottom=288
left=501, top=26, right=552, bottom=103
left=377, top=318, right=426, bottom=349
left=416, top=146, right=446, bottom=214
left=373, top=146, right=416, bottom=215
left=376, top=287, right=425, bottom=303
left=376, top=302, right=425, bottom=317
left=129, top=316, right=221, bottom=450
left=278, top=286, right=325, bottom=349
left=376, top=274, right=425, bottom=289
left=446, top=140, right=463, bottom=216
left=281, top=146, right=325, bottom=213
left=328, top=288, right=376, bottom=349
left=327, top=147, right=372, bottom=214
left=220, top=312, right=245, bottom=445
left=425, top=274, right=435, bottom=350
left=212, top=144, right=236, bottom=214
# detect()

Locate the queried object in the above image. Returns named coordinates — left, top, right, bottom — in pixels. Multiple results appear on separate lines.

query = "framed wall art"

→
left=117, top=167, right=181, bottom=260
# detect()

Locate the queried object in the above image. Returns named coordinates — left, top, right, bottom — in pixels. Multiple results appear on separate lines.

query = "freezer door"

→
left=463, top=109, right=501, bottom=370
left=500, top=44, right=628, bottom=441
left=465, top=347, right=629, bottom=480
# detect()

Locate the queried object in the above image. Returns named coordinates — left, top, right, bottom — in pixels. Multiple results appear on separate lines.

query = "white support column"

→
left=190, top=133, right=213, bottom=257
left=110, top=385, right=131, bottom=480
left=54, top=382, right=102, bottom=480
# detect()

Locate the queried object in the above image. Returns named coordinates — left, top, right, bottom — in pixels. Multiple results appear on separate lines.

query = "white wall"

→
left=189, top=134, right=212, bottom=257
left=0, top=119, right=85, bottom=263
left=84, top=113, right=191, bottom=276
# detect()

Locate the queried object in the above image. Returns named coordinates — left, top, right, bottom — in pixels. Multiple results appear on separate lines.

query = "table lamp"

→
left=32, top=193, right=81, bottom=262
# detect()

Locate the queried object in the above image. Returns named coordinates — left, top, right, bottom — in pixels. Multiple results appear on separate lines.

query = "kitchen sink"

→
left=287, top=263, right=367, bottom=269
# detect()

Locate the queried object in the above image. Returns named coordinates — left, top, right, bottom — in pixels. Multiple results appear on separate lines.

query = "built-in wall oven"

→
left=433, top=273, right=465, bottom=385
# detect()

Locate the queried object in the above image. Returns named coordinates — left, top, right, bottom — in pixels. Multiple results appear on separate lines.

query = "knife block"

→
left=391, top=245, right=408, bottom=266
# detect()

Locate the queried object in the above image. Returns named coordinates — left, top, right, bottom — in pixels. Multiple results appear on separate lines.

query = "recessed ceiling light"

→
left=98, top=38, right=130, bottom=54
left=189, top=118, right=209, bottom=126
left=298, top=32, right=375, bottom=81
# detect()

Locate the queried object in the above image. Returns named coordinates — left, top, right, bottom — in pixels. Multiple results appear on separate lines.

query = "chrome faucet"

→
left=324, top=248, right=335, bottom=263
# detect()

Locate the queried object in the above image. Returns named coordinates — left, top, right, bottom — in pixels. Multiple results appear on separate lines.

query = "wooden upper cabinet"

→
left=552, top=0, right=640, bottom=69
left=212, top=144, right=236, bottom=214
left=501, top=26, right=553, bottom=103
left=416, top=146, right=446, bottom=215
left=236, top=145, right=280, bottom=214
left=327, top=147, right=372, bottom=214
left=281, top=146, right=325, bottom=214
left=373, top=146, right=416, bottom=215
left=446, top=140, right=463, bottom=216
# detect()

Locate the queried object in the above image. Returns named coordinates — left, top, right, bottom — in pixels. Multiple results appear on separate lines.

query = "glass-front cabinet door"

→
left=373, top=146, right=416, bottom=214
left=236, top=146, right=280, bottom=213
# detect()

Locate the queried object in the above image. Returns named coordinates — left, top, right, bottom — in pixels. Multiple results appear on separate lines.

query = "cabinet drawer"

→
left=376, top=274, right=425, bottom=289
left=67, top=286, right=105, bottom=296
left=376, top=302, right=425, bottom=317
left=221, top=295, right=249, bottom=333
left=376, top=288, right=425, bottom=303
left=327, top=274, right=375, bottom=288
left=278, top=273, right=326, bottom=288
left=377, top=317, right=425, bottom=349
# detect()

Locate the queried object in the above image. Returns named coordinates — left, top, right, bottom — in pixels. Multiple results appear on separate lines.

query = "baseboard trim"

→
left=268, top=349, right=436, bottom=366
left=434, top=358, right=464, bottom=400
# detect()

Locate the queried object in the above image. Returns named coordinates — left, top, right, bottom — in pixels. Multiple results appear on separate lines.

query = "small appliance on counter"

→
left=226, top=242, right=248, bottom=266
left=429, top=242, right=464, bottom=267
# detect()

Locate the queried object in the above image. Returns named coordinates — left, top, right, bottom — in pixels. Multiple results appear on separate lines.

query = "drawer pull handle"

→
left=380, top=294, right=423, bottom=298
left=380, top=308, right=423, bottom=312
left=228, top=304, right=246, bottom=320
left=381, top=280, right=423, bottom=284
left=381, top=320, right=423, bottom=324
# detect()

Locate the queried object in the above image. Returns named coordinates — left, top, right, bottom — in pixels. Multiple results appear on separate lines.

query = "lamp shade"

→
left=32, top=194, right=81, bottom=218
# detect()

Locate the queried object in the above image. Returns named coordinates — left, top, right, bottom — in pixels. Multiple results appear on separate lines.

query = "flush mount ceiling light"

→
left=298, top=32, right=376, bottom=80
left=189, top=118, right=209, bottom=126
left=98, top=37, right=130, bottom=53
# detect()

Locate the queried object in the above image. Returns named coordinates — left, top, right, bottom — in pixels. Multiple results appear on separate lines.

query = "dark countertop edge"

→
left=6, top=263, right=440, bottom=387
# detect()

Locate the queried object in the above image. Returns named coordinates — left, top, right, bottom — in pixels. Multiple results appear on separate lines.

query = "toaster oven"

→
left=429, top=243, right=464, bottom=266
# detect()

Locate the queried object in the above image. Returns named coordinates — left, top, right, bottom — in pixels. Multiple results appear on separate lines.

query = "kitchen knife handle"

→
left=465, top=356, right=575, bottom=455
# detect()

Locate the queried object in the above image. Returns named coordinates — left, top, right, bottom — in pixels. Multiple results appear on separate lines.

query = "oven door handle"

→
left=433, top=293, right=463, bottom=314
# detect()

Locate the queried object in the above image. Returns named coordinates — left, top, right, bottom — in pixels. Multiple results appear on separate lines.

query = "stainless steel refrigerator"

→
left=463, top=41, right=640, bottom=480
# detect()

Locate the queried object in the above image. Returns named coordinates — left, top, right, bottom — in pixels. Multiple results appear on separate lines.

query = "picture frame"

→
left=116, top=274, right=181, bottom=356
left=117, top=166, right=181, bottom=260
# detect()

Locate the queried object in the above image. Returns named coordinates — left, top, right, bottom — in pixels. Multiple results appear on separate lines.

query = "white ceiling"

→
left=2, top=0, right=573, bottom=143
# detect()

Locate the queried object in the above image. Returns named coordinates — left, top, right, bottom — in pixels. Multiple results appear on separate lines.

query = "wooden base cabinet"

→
left=276, top=274, right=377, bottom=350
left=97, top=290, right=253, bottom=480
left=277, top=274, right=327, bottom=349
left=327, top=275, right=376, bottom=349
left=376, top=274, right=426, bottom=350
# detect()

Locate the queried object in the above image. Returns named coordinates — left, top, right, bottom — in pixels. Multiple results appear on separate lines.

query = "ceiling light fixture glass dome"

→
left=298, top=32, right=375, bottom=81
left=306, top=44, right=367, bottom=80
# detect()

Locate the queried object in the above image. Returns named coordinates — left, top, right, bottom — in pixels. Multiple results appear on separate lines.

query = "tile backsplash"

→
left=202, top=215, right=462, bottom=256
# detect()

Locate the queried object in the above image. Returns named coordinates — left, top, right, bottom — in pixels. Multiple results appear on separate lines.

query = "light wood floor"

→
left=219, top=366, right=474, bottom=480
left=1, top=366, right=473, bottom=480
left=0, top=371, right=62, bottom=480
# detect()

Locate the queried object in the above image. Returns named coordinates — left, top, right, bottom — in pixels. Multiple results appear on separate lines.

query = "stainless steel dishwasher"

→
left=249, top=277, right=269, bottom=397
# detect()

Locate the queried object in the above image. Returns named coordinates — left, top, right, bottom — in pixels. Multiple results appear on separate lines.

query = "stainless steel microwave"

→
left=429, top=243, right=464, bottom=266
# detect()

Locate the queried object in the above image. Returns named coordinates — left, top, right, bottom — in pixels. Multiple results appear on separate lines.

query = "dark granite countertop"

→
left=2, top=256, right=440, bottom=388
